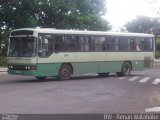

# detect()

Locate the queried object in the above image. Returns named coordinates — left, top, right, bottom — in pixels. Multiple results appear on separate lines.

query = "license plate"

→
left=15, top=71, right=22, bottom=74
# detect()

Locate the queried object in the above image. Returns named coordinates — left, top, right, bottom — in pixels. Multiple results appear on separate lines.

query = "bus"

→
left=7, top=28, right=155, bottom=80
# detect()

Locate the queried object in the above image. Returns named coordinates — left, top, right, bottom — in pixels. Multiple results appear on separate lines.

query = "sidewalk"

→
left=154, top=61, right=160, bottom=68
left=0, top=67, right=7, bottom=72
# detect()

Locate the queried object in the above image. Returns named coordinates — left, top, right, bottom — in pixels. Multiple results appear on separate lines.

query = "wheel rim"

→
left=123, top=64, right=131, bottom=75
left=59, top=65, right=71, bottom=80
left=61, top=68, right=69, bottom=77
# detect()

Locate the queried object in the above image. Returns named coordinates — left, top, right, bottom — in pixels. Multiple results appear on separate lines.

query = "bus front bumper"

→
left=8, top=69, right=36, bottom=76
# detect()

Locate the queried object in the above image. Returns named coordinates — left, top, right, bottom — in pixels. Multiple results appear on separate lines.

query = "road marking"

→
left=145, top=107, right=160, bottom=112
left=84, top=73, right=98, bottom=76
left=139, top=77, right=150, bottom=83
left=118, top=77, right=127, bottom=80
left=128, top=76, right=139, bottom=81
left=152, top=79, right=160, bottom=85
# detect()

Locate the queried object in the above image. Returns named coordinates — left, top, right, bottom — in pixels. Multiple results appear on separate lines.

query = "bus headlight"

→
left=8, top=65, right=13, bottom=69
left=28, top=66, right=30, bottom=70
left=25, top=65, right=36, bottom=70
left=25, top=66, right=31, bottom=70
left=25, top=66, right=28, bottom=70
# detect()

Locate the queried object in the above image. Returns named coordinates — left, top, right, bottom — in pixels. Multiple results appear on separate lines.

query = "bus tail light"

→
left=30, top=66, right=36, bottom=70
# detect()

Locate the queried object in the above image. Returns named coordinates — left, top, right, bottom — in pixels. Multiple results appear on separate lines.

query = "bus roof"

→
left=11, top=28, right=154, bottom=37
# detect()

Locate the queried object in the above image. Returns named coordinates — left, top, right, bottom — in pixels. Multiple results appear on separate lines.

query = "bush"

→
left=0, top=56, right=7, bottom=67
left=155, top=37, right=160, bottom=59
left=155, top=51, right=160, bottom=59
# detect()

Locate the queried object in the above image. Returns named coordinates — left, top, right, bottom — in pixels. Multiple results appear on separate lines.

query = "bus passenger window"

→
left=54, top=36, right=63, bottom=51
left=145, top=38, right=153, bottom=51
left=130, top=39, right=135, bottom=51
left=92, top=36, right=105, bottom=51
left=136, top=44, right=140, bottom=51
left=78, top=36, right=90, bottom=52
left=105, top=37, right=111, bottom=51
left=69, top=43, right=75, bottom=51
left=54, top=44, right=59, bottom=51
left=39, top=34, right=53, bottom=57
left=115, top=38, right=119, bottom=51
left=135, top=38, right=145, bottom=51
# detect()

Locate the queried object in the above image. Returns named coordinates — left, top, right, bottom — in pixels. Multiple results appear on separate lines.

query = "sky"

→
left=105, top=0, right=160, bottom=31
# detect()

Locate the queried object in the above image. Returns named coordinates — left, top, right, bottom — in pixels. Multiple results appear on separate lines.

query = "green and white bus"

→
left=7, top=28, right=155, bottom=80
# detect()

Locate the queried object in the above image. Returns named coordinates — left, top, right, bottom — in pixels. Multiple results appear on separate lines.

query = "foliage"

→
left=0, top=56, right=7, bottom=67
left=155, top=37, right=160, bottom=58
left=123, top=16, right=160, bottom=34
left=0, top=0, right=111, bottom=59
left=0, top=0, right=110, bottom=31
left=123, top=16, right=160, bottom=58
left=0, top=29, right=9, bottom=57
left=0, top=0, right=38, bottom=28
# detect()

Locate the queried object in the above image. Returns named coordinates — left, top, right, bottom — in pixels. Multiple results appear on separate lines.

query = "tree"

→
left=35, top=0, right=111, bottom=31
left=0, top=0, right=111, bottom=31
left=123, top=15, right=160, bottom=58
left=0, top=0, right=111, bottom=58
left=0, top=0, right=38, bottom=29
left=123, top=16, right=160, bottom=34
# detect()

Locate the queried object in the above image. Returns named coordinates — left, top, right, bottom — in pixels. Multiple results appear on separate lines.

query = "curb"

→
left=0, top=68, right=7, bottom=72
left=154, top=60, right=160, bottom=68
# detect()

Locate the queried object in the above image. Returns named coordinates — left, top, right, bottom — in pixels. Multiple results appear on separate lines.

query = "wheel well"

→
left=61, top=63, right=73, bottom=74
left=123, top=61, right=132, bottom=70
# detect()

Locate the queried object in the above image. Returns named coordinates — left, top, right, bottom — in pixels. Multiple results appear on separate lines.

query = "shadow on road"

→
left=0, top=73, right=146, bottom=85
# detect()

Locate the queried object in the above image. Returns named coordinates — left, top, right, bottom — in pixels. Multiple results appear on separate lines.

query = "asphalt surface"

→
left=0, top=68, right=160, bottom=114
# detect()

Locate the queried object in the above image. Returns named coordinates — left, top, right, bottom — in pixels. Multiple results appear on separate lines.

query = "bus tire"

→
left=117, top=62, right=131, bottom=76
left=58, top=64, right=72, bottom=80
left=36, top=77, right=46, bottom=80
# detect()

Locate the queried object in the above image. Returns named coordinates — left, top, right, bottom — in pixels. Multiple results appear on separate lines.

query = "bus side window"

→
left=130, top=39, right=135, bottom=51
left=106, top=36, right=113, bottom=51
left=84, top=37, right=90, bottom=51
left=145, top=38, right=153, bottom=51
left=54, top=35, right=63, bottom=51
left=38, top=34, right=53, bottom=57
left=136, top=43, right=140, bottom=51
left=135, top=38, right=145, bottom=52
left=69, top=35, right=76, bottom=51
left=119, top=37, right=128, bottom=51
left=105, top=37, right=109, bottom=51
left=135, top=39, right=141, bottom=52
left=75, top=36, right=84, bottom=51
left=54, top=43, right=59, bottom=51
left=96, top=36, right=105, bottom=51
left=114, top=37, right=119, bottom=51
left=74, top=36, right=81, bottom=51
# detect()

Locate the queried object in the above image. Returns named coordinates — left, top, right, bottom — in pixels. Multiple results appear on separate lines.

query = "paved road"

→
left=0, top=69, right=160, bottom=113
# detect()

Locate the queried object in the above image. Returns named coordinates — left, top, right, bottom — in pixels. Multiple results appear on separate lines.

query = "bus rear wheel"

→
left=117, top=62, right=131, bottom=76
left=58, top=64, right=72, bottom=80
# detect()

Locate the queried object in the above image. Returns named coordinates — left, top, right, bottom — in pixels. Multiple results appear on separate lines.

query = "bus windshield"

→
left=8, top=37, right=36, bottom=57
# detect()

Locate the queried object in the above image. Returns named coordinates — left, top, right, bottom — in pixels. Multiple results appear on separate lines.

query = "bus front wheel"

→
left=117, top=62, right=131, bottom=76
left=58, top=64, right=72, bottom=80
